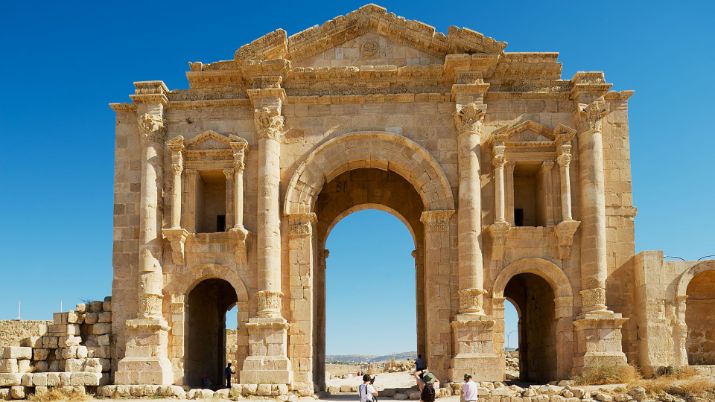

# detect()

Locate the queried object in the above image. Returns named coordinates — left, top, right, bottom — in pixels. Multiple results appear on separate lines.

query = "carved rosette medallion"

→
left=360, top=39, right=379, bottom=58
left=257, top=290, right=283, bottom=318
left=453, top=103, right=486, bottom=135
left=577, top=99, right=608, bottom=133
left=458, top=288, right=486, bottom=314
left=137, top=113, right=166, bottom=143
left=420, top=210, right=454, bottom=232
left=254, top=107, right=284, bottom=142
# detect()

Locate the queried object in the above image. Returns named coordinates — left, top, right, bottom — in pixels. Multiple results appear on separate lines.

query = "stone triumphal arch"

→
left=109, top=4, right=715, bottom=392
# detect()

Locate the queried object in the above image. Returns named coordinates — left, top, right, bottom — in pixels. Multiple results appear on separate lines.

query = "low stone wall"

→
left=0, top=321, right=50, bottom=347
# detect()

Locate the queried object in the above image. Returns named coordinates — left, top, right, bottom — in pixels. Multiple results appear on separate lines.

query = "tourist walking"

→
left=358, top=374, right=378, bottom=402
left=462, top=374, right=478, bottom=402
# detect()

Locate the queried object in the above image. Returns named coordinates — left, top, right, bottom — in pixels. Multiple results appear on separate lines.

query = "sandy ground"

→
left=327, top=371, right=417, bottom=390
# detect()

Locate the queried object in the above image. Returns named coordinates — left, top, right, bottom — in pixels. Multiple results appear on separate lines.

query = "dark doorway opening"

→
left=186, top=279, right=238, bottom=388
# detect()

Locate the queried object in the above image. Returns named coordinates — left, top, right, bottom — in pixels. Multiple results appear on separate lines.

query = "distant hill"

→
left=326, top=351, right=417, bottom=364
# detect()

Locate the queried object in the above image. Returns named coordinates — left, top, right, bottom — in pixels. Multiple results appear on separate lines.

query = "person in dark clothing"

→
left=224, top=363, right=233, bottom=388
left=415, top=354, right=426, bottom=371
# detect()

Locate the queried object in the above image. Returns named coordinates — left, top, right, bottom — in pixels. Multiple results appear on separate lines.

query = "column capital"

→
left=137, top=113, right=166, bottom=144
left=287, top=213, right=317, bottom=237
left=492, top=144, right=506, bottom=168
left=229, top=135, right=249, bottom=170
left=541, top=159, right=555, bottom=169
left=223, top=168, right=234, bottom=179
left=557, top=151, right=572, bottom=167
left=254, top=106, right=285, bottom=142
left=575, top=99, right=608, bottom=133
left=453, top=102, right=487, bottom=135
left=420, top=209, right=454, bottom=232
left=130, top=80, right=169, bottom=105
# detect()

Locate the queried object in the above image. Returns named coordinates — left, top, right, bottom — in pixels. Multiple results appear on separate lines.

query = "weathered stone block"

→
left=0, top=360, right=18, bottom=374
left=32, top=373, right=48, bottom=387
left=1, top=348, right=31, bottom=360
left=9, top=386, right=24, bottom=400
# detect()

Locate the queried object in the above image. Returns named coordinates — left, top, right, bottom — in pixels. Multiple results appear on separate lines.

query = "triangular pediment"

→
left=234, top=4, right=507, bottom=64
left=186, top=130, right=232, bottom=150
left=493, top=121, right=555, bottom=144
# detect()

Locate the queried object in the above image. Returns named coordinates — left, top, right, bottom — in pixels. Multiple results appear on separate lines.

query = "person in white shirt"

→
left=359, top=374, right=378, bottom=402
left=462, top=374, right=478, bottom=402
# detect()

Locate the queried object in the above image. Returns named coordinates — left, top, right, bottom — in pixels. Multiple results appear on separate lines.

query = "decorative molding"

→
left=555, top=220, right=580, bottom=259
left=256, top=290, right=283, bottom=318
left=420, top=210, right=454, bottom=232
left=458, top=288, right=487, bottom=314
left=254, top=107, right=284, bottom=141
left=137, top=113, right=166, bottom=144
left=487, top=221, right=511, bottom=261
left=288, top=213, right=317, bottom=237
left=576, top=99, right=609, bottom=133
left=162, top=228, right=190, bottom=265
left=453, top=103, right=486, bottom=135
left=492, top=144, right=506, bottom=168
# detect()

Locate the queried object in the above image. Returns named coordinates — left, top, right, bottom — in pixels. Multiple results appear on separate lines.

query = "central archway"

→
left=284, top=132, right=456, bottom=390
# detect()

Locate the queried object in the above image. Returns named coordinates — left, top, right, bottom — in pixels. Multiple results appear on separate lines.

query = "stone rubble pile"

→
left=0, top=298, right=112, bottom=399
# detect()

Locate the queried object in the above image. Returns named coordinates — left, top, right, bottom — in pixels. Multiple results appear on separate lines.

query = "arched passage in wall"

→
left=492, top=258, right=573, bottom=381
left=681, top=263, right=715, bottom=365
left=185, top=279, right=238, bottom=388
left=284, top=132, right=456, bottom=389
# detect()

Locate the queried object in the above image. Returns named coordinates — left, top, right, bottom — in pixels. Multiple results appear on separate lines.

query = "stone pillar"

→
left=557, top=145, right=573, bottom=222
left=571, top=96, right=627, bottom=375
left=163, top=137, right=190, bottom=265
left=453, top=102, right=487, bottom=315
left=576, top=99, right=610, bottom=313
left=420, top=210, right=455, bottom=382
left=116, top=81, right=173, bottom=385
left=223, top=168, right=234, bottom=230
left=184, top=169, right=198, bottom=233
left=506, top=162, right=515, bottom=225
left=168, top=137, right=184, bottom=229
left=241, top=88, right=292, bottom=385
left=287, top=213, right=316, bottom=394
left=229, top=136, right=248, bottom=234
left=493, top=145, right=507, bottom=224
left=540, top=161, right=555, bottom=227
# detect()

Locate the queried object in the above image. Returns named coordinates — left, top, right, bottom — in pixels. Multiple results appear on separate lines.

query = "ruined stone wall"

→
left=684, top=270, right=715, bottom=365
left=0, top=321, right=50, bottom=347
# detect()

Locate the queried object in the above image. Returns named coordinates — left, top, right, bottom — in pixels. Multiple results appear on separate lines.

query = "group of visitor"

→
left=359, top=354, right=478, bottom=402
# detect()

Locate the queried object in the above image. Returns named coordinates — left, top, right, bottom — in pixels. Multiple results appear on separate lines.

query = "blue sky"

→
left=1, top=1, right=713, bottom=355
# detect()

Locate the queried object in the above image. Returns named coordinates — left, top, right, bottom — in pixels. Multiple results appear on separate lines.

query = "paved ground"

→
left=327, top=371, right=417, bottom=390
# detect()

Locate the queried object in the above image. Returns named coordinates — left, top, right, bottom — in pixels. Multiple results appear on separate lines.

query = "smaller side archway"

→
left=676, top=261, right=715, bottom=366
left=492, top=258, right=574, bottom=381
left=164, top=264, right=250, bottom=387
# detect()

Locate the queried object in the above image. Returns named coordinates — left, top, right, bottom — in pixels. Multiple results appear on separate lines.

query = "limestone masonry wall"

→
left=0, top=321, right=50, bottom=348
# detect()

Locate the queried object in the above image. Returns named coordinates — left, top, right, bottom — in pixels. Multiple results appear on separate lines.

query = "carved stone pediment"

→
left=186, top=130, right=232, bottom=150
left=492, top=120, right=554, bottom=145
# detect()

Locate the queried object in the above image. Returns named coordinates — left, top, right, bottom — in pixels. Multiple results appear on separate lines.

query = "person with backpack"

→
left=358, top=374, right=378, bottom=402
left=412, top=370, right=436, bottom=402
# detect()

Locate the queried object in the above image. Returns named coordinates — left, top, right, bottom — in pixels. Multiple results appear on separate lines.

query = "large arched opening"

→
left=314, top=168, right=424, bottom=389
left=185, top=278, right=238, bottom=388
left=685, top=270, right=715, bottom=365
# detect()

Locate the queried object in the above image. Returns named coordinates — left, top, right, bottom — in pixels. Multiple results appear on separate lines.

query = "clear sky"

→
left=1, top=1, right=713, bottom=356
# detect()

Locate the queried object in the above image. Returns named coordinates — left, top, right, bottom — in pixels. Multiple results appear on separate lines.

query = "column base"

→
left=450, top=315, right=502, bottom=382
left=115, top=318, right=173, bottom=385
left=240, top=317, right=293, bottom=385
left=572, top=311, right=629, bottom=376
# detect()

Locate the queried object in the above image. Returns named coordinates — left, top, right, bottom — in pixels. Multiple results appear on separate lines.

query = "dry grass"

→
left=629, top=367, right=715, bottom=397
left=29, top=388, right=90, bottom=402
left=573, top=364, right=641, bottom=385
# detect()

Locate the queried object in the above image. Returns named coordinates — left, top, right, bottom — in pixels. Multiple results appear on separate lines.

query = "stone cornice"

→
left=130, top=81, right=169, bottom=105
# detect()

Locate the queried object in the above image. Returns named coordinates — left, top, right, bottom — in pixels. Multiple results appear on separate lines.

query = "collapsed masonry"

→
left=0, top=298, right=112, bottom=399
